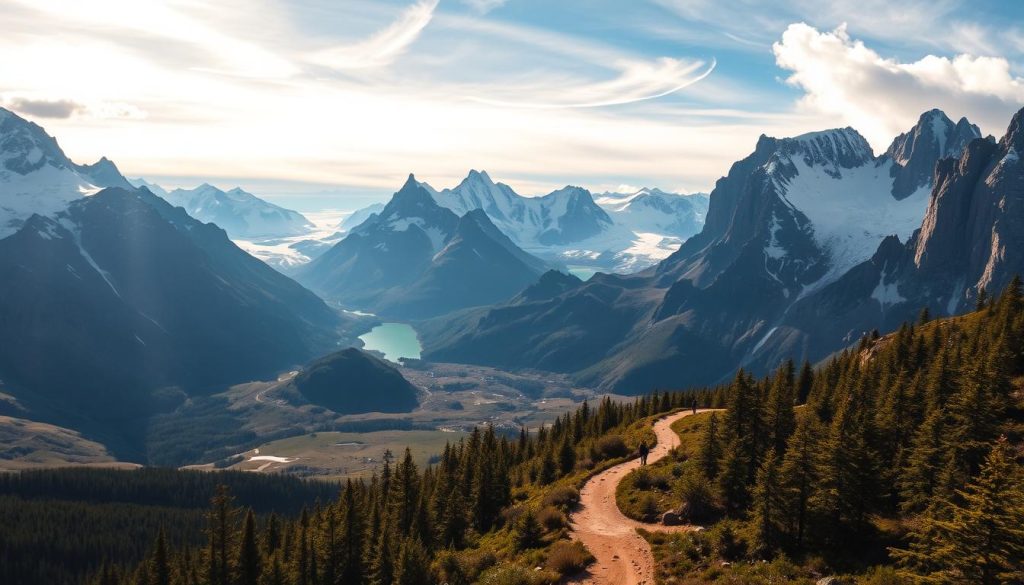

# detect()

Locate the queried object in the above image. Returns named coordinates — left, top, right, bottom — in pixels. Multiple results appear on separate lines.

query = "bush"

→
left=674, top=464, right=719, bottom=522
left=593, top=435, right=629, bottom=460
left=634, top=466, right=653, bottom=489
left=434, top=550, right=497, bottom=585
left=476, top=563, right=547, bottom=585
left=542, top=485, right=580, bottom=510
left=711, top=520, right=746, bottom=561
left=516, top=509, right=543, bottom=550
left=537, top=506, right=566, bottom=532
left=638, top=494, right=660, bottom=519
left=544, top=540, right=593, bottom=576
left=858, top=566, right=907, bottom=585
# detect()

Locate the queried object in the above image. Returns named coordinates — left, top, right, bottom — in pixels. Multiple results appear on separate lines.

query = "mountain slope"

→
left=296, top=175, right=550, bottom=318
left=423, top=109, right=984, bottom=391
left=0, top=108, right=134, bottom=238
left=0, top=187, right=346, bottom=457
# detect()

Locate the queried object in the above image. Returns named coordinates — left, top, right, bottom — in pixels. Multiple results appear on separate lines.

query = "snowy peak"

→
left=0, top=109, right=133, bottom=239
left=73, top=157, right=132, bottom=189
left=162, top=182, right=313, bottom=239
left=884, top=109, right=982, bottom=199
left=773, top=127, right=875, bottom=178
left=0, top=107, right=75, bottom=175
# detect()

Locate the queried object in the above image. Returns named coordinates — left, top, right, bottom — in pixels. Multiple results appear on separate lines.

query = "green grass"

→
left=615, top=411, right=714, bottom=521
left=214, top=429, right=468, bottom=480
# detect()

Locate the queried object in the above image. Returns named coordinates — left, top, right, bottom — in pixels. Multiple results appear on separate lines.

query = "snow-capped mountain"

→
left=0, top=108, right=133, bottom=238
left=746, top=107, right=1023, bottom=373
left=417, top=170, right=707, bottom=272
left=424, top=170, right=613, bottom=245
left=423, top=109, right=984, bottom=393
left=296, top=175, right=551, bottom=318
left=158, top=183, right=314, bottom=239
left=595, top=187, right=708, bottom=239
left=338, top=202, right=384, bottom=232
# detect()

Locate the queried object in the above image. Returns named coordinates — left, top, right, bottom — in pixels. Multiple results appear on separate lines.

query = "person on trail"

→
left=691, top=398, right=697, bottom=414
left=638, top=440, right=649, bottom=466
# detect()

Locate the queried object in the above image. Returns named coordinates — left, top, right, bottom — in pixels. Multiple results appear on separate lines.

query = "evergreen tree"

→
left=393, top=538, right=431, bottom=585
left=558, top=433, right=576, bottom=475
left=896, top=437, right=1024, bottom=584
left=764, top=361, right=797, bottom=454
left=149, top=528, right=171, bottom=585
left=750, top=449, right=784, bottom=557
left=235, top=509, right=261, bottom=585
left=780, top=416, right=817, bottom=549
left=516, top=509, right=543, bottom=550
left=696, top=412, right=722, bottom=480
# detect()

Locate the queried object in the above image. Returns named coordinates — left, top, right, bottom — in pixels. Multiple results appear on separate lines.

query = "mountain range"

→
left=127, top=179, right=315, bottom=240
left=421, top=108, right=1004, bottom=392
left=337, top=170, right=709, bottom=273
left=295, top=175, right=552, bottom=319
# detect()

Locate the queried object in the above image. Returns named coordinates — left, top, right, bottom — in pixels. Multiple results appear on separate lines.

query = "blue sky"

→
left=2, top=0, right=1023, bottom=209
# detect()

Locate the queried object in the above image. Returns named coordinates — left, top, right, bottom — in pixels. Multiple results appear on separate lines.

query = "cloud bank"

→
left=774, top=22, right=1024, bottom=149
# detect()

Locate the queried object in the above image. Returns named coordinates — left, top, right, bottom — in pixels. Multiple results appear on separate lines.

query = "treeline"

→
left=91, top=390, right=720, bottom=585
left=682, top=281, right=1024, bottom=582
left=0, top=468, right=339, bottom=585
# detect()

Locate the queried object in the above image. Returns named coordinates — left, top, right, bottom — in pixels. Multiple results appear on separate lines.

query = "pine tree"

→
left=393, top=538, right=431, bottom=585
left=558, top=433, right=576, bottom=475
left=750, top=448, right=784, bottom=557
left=696, top=412, right=722, bottom=480
left=516, top=509, right=543, bottom=550
left=235, top=509, right=261, bottom=585
left=796, top=361, right=814, bottom=405
left=896, top=437, right=1024, bottom=584
left=206, top=485, right=236, bottom=585
left=780, top=415, right=817, bottom=549
left=149, top=527, right=171, bottom=585
left=764, top=361, right=796, bottom=454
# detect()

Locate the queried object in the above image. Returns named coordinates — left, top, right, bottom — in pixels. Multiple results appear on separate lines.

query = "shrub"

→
left=674, top=465, right=719, bottom=522
left=434, top=550, right=497, bottom=585
left=638, top=493, right=660, bottom=519
left=593, top=435, right=629, bottom=460
left=537, top=506, right=566, bottom=532
left=634, top=466, right=654, bottom=490
left=542, top=485, right=580, bottom=510
left=711, top=520, right=746, bottom=561
left=544, top=540, right=593, bottom=576
left=476, top=563, right=546, bottom=585
left=516, top=509, right=543, bottom=550
left=858, top=566, right=907, bottom=585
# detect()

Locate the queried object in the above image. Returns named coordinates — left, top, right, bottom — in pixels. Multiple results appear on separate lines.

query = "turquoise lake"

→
left=358, top=323, right=422, bottom=362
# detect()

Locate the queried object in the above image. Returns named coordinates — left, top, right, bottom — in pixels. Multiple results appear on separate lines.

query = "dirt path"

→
left=570, top=409, right=714, bottom=585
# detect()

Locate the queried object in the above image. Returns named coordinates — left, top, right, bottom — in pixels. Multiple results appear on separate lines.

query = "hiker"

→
left=638, top=440, right=649, bottom=466
left=691, top=398, right=697, bottom=414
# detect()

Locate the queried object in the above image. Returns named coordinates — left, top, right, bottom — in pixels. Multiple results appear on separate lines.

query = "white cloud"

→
left=461, top=0, right=508, bottom=14
left=308, top=0, right=439, bottom=70
left=773, top=23, right=1024, bottom=149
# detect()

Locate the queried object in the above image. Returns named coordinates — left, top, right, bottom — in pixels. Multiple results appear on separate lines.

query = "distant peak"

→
left=403, top=173, right=418, bottom=187
left=466, top=169, right=492, bottom=181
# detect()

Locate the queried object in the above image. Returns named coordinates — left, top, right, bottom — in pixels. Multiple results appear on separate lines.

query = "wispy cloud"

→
left=467, top=58, right=716, bottom=109
left=308, top=0, right=439, bottom=70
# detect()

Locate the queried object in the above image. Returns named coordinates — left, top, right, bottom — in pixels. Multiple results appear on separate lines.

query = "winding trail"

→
left=570, top=409, right=716, bottom=585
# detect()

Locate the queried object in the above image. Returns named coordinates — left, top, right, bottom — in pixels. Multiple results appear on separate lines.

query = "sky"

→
left=2, top=0, right=1023, bottom=210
